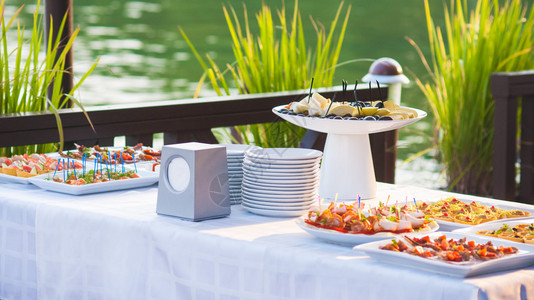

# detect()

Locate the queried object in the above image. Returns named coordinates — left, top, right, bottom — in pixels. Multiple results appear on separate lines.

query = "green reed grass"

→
left=0, top=0, right=99, bottom=156
left=181, top=0, right=350, bottom=148
left=408, top=0, right=534, bottom=195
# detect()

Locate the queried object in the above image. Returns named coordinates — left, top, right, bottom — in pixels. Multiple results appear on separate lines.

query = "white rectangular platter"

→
left=453, top=218, right=534, bottom=243
left=28, top=169, right=159, bottom=195
left=0, top=172, right=33, bottom=184
left=424, top=197, right=534, bottom=231
left=354, top=231, right=534, bottom=277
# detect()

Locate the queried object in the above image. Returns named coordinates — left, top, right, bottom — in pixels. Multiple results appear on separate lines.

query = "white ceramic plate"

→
left=241, top=184, right=318, bottom=196
left=243, top=156, right=321, bottom=166
left=453, top=218, right=534, bottom=244
left=297, top=218, right=439, bottom=246
left=241, top=191, right=317, bottom=202
left=423, top=197, right=534, bottom=231
left=243, top=172, right=320, bottom=183
left=221, top=144, right=260, bottom=156
left=0, top=172, right=35, bottom=184
left=243, top=197, right=315, bottom=207
left=241, top=180, right=320, bottom=191
left=242, top=161, right=320, bottom=171
left=242, top=203, right=309, bottom=217
left=242, top=199, right=314, bottom=210
left=245, top=148, right=322, bottom=160
left=242, top=163, right=319, bottom=173
left=241, top=189, right=317, bottom=200
left=354, top=231, right=534, bottom=277
left=227, top=159, right=243, bottom=163
left=243, top=170, right=319, bottom=180
left=273, top=105, right=427, bottom=135
left=28, top=170, right=159, bottom=195
left=242, top=177, right=319, bottom=185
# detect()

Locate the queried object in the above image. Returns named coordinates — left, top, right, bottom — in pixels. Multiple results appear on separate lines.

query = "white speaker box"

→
left=156, top=142, right=231, bottom=221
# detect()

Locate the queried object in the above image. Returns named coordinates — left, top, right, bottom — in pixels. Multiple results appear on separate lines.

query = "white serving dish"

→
left=354, top=231, right=534, bottom=277
left=453, top=218, right=534, bottom=243
left=273, top=104, right=426, bottom=200
left=242, top=163, right=319, bottom=173
left=423, top=197, right=534, bottom=231
left=241, top=180, right=319, bottom=190
left=297, top=218, right=439, bottom=246
left=0, top=172, right=35, bottom=184
left=241, top=192, right=316, bottom=203
left=242, top=203, right=309, bottom=217
left=245, top=148, right=322, bottom=160
left=28, top=169, right=159, bottom=195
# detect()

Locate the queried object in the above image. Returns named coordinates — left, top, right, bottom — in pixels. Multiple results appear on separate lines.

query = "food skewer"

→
left=307, top=78, right=314, bottom=104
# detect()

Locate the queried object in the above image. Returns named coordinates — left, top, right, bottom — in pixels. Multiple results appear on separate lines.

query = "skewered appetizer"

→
left=278, top=92, right=418, bottom=120
left=477, top=223, right=534, bottom=244
left=0, top=154, right=78, bottom=178
left=380, top=235, right=518, bottom=263
left=418, top=197, right=530, bottom=225
left=59, top=143, right=161, bottom=163
left=48, top=169, right=140, bottom=185
left=305, top=201, right=436, bottom=235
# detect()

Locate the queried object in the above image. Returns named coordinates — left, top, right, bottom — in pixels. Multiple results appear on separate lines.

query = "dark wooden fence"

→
left=492, top=70, right=534, bottom=204
left=0, top=86, right=398, bottom=183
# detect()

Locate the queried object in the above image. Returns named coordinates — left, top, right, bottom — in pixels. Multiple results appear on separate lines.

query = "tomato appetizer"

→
left=380, top=234, right=519, bottom=264
left=305, top=201, right=437, bottom=235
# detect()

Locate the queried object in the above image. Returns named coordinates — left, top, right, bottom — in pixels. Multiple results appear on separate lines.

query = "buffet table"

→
left=1, top=182, right=534, bottom=300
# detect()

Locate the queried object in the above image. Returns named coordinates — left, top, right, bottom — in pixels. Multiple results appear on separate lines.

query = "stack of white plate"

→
left=222, top=144, right=259, bottom=205
left=241, top=148, right=322, bottom=217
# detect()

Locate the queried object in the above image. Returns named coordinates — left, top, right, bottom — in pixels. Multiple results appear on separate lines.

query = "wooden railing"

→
left=492, top=70, right=534, bottom=204
left=0, top=85, right=398, bottom=182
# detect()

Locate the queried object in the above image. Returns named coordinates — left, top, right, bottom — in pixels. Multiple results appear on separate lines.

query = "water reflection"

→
left=6, top=0, right=454, bottom=187
left=6, top=0, right=451, bottom=106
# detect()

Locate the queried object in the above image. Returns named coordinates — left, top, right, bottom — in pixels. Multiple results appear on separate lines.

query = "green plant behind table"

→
left=180, top=0, right=350, bottom=148
left=409, top=0, right=534, bottom=195
left=0, top=0, right=99, bottom=156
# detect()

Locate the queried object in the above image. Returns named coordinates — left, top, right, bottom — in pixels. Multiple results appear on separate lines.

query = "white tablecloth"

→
left=1, top=182, right=534, bottom=299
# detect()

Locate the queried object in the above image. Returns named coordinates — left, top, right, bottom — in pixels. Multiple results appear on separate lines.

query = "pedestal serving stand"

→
left=273, top=106, right=426, bottom=200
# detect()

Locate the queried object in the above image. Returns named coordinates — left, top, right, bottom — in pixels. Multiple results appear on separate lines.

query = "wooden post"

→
left=45, top=0, right=74, bottom=107
left=492, top=75, right=518, bottom=201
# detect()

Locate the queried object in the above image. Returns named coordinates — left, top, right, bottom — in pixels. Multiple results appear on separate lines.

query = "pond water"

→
left=7, top=0, right=455, bottom=189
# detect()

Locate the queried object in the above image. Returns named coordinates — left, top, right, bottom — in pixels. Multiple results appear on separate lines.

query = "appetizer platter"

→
left=297, top=201, right=439, bottom=245
left=354, top=232, right=534, bottom=277
left=454, top=219, right=534, bottom=245
left=417, top=197, right=532, bottom=231
left=29, top=168, right=159, bottom=195
left=0, top=154, right=78, bottom=184
left=28, top=155, right=159, bottom=195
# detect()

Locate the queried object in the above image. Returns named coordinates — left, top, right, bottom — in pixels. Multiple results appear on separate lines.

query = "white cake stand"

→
left=272, top=105, right=427, bottom=200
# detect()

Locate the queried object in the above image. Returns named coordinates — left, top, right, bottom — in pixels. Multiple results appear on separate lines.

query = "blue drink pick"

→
left=72, top=161, right=77, bottom=180
left=105, top=157, right=111, bottom=180
left=120, top=151, right=125, bottom=173
left=93, top=154, right=98, bottom=180
left=132, top=155, right=137, bottom=173
left=82, top=154, right=86, bottom=176
left=52, top=158, right=61, bottom=178
left=66, top=157, right=70, bottom=180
